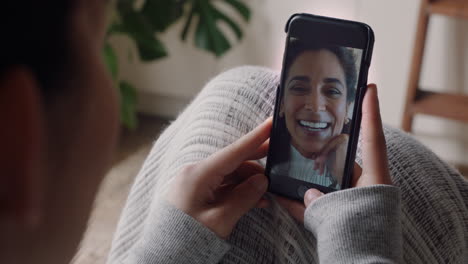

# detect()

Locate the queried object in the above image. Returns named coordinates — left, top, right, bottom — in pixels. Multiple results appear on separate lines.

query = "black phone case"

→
left=266, top=13, right=374, bottom=200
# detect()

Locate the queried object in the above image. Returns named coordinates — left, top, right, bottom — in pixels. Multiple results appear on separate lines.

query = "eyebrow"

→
left=323, top=78, right=345, bottom=88
left=287, top=76, right=310, bottom=86
left=287, top=76, right=345, bottom=89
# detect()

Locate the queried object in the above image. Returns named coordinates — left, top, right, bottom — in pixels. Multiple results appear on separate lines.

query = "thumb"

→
left=304, top=189, right=324, bottom=207
left=358, top=84, right=391, bottom=186
left=223, top=174, right=268, bottom=221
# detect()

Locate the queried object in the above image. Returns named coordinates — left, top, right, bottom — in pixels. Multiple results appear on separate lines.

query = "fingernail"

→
left=250, top=175, right=268, bottom=192
left=305, top=189, right=323, bottom=205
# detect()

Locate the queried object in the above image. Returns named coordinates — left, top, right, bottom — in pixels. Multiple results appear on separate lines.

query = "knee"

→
left=201, top=66, right=279, bottom=111
left=381, top=125, right=460, bottom=185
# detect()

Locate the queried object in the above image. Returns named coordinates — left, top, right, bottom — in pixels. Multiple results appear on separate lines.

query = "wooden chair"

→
left=402, top=0, right=468, bottom=132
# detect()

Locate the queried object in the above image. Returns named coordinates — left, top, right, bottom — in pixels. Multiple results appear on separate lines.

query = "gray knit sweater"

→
left=107, top=66, right=468, bottom=264
left=126, top=186, right=401, bottom=264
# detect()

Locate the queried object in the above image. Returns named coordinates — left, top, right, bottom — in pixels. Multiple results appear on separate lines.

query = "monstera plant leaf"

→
left=119, top=81, right=138, bottom=129
left=104, top=0, right=251, bottom=129
left=141, top=0, right=185, bottom=32
left=103, top=42, right=139, bottom=129
left=103, top=43, right=118, bottom=80
left=181, top=0, right=251, bottom=57
left=114, top=1, right=168, bottom=61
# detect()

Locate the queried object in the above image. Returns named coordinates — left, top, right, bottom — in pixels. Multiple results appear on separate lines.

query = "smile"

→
left=298, top=120, right=330, bottom=131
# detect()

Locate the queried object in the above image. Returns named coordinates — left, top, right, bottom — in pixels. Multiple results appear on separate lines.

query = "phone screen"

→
left=268, top=36, right=364, bottom=191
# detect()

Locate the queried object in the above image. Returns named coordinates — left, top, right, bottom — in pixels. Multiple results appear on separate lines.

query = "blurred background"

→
left=73, top=0, right=468, bottom=263
left=112, top=0, right=468, bottom=167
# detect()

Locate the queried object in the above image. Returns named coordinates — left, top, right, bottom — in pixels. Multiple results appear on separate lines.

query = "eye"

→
left=289, top=85, right=309, bottom=95
left=324, top=87, right=343, bottom=98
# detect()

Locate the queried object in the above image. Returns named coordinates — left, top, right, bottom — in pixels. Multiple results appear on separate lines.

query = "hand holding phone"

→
left=276, top=84, right=392, bottom=223
left=165, top=119, right=272, bottom=239
left=266, top=13, right=375, bottom=199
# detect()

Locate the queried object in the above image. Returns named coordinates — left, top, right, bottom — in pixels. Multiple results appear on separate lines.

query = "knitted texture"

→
left=126, top=199, right=230, bottom=264
left=107, top=66, right=468, bottom=264
left=305, top=185, right=402, bottom=263
left=127, top=184, right=401, bottom=263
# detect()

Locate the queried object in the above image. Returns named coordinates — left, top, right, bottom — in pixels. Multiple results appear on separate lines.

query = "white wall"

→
left=112, top=0, right=468, bottom=166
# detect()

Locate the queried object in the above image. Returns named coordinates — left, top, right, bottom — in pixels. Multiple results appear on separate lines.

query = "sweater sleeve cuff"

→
left=127, top=198, right=231, bottom=264
left=304, top=185, right=402, bottom=264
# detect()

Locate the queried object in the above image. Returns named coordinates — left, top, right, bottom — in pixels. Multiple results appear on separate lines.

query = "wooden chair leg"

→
left=402, top=0, right=431, bottom=132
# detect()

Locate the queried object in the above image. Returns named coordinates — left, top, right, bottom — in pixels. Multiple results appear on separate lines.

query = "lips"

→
left=290, top=117, right=333, bottom=154
left=299, top=120, right=330, bottom=129
left=298, top=120, right=331, bottom=131
left=298, top=120, right=330, bottom=131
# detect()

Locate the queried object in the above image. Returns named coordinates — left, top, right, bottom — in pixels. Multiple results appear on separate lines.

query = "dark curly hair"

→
left=284, top=39, right=358, bottom=102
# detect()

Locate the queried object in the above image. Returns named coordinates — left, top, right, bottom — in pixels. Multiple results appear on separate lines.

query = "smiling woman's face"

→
left=281, top=49, right=348, bottom=158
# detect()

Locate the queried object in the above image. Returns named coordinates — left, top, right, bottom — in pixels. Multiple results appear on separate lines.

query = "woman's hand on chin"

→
left=313, top=134, right=349, bottom=177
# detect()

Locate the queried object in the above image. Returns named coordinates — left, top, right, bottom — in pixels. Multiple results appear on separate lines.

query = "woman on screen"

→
left=271, top=40, right=359, bottom=189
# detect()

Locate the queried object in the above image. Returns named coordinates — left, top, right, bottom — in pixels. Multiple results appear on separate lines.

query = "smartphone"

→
left=265, top=13, right=374, bottom=200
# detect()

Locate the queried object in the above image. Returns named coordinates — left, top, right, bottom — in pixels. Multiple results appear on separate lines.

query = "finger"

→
left=352, top=162, right=363, bottom=187
left=275, top=196, right=305, bottom=223
left=313, top=158, right=320, bottom=171
left=304, top=189, right=324, bottom=207
left=315, top=134, right=348, bottom=175
left=256, top=197, right=270, bottom=208
left=200, top=118, right=272, bottom=178
left=222, top=161, right=264, bottom=185
left=247, top=139, right=270, bottom=160
left=360, top=84, right=391, bottom=185
left=313, top=155, right=326, bottom=175
left=221, top=174, right=268, bottom=222
left=320, top=159, right=325, bottom=175
left=317, top=134, right=348, bottom=159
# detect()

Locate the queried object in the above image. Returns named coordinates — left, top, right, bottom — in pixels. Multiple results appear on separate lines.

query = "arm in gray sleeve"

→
left=126, top=199, right=230, bottom=264
left=304, top=185, right=402, bottom=264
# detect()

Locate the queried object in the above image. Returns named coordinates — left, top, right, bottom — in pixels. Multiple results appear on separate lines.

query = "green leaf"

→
left=119, top=81, right=138, bottom=130
left=118, top=2, right=167, bottom=61
left=181, top=0, right=250, bottom=56
left=103, top=43, right=119, bottom=80
left=141, top=0, right=184, bottom=32
left=211, top=6, right=242, bottom=40
left=194, top=1, right=231, bottom=56
left=107, top=22, right=126, bottom=36
left=120, top=80, right=137, bottom=105
left=134, top=33, right=167, bottom=61
left=181, top=3, right=196, bottom=41
left=222, top=0, right=250, bottom=21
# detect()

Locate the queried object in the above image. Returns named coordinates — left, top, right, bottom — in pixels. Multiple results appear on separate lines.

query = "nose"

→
left=304, top=91, right=326, bottom=112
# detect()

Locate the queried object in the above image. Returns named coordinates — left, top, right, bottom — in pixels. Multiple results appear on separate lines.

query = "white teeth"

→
left=299, top=120, right=328, bottom=129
